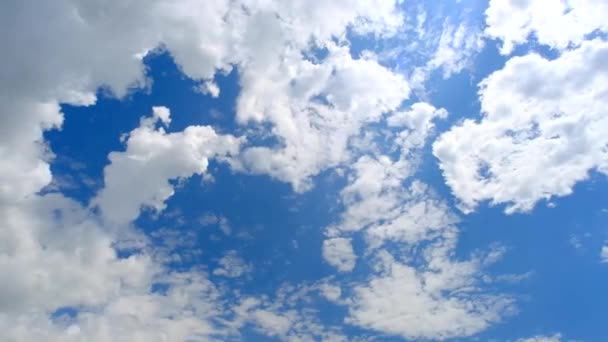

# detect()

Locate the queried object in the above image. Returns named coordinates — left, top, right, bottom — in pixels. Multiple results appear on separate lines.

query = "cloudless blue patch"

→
left=51, top=306, right=78, bottom=320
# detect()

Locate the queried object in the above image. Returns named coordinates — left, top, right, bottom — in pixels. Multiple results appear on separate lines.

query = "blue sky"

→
left=2, top=0, right=608, bottom=341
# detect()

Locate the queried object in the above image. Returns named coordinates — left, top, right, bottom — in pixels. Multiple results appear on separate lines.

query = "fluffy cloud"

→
left=434, top=39, right=608, bottom=213
left=0, top=0, right=405, bottom=207
left=93, top=107, right=242, bottom=225
left=1, top=1, right=558, bottom=340
left=485, top=0, right=608, bottom=54
left=235, top=45, right=410, bottom=190
left=322, top=238, right=357, bottom=272
left=429, top=20, right=484, bottom=77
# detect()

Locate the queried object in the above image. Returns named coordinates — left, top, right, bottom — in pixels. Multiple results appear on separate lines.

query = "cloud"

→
left=485, top=0, right=608, bottom=54
left=601, top=245, right=608, bottom=263
left=0, top=271, right=233, bottom=342
left=235, top=44, right=410, bottom=191
left=434, top=39, right=608, bottom=213
left=0, top=1, right=413, bottom=340
left=199, top=213, right=232, bottom=235
left=0, top=187, right=236, bottom=341
left=347, top=249, right=513, bottom=340
left=429, top=19, right=484, bottom=77
left=229, top=284, right=349, bottom=341
left=1, top=1, right=571, bottom=340
left=517, top=333, right=562, bottom=342
left=377, top=2, right=486, bottom=92
left=322, top=238, right=357, bottom=272
left=0, top=0, right=405, bottom=205
left=93, top=107, right=242, bottom=225
left=213, top=250, right=253, bottom=278
left=327, top=102, right=449, bottom=235
left=336, top=181, right=513, bottom=340
left=321, top=108, right=514, bottom=339
left=0, top=193, right=152, bottom=315
left=197, top=80, right=220, bottom=98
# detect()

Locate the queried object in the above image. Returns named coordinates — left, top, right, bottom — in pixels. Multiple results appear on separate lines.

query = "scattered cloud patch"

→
left=322, top=238, right=357, bottom=272
left=517, top=333, right=562, bottom=342
left=213, top=250, right=253, bottom=278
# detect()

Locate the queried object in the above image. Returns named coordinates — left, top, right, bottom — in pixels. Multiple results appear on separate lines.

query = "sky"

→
left=1, top=0, right=608, bottom=341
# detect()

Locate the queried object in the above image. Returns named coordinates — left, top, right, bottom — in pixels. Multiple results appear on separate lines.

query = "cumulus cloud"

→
left=0, top=0, right=405, bottom=206
left=485, top=0, right=608, bottom=54
left=229, top=285, right=349, bottom=341
left=3, top=0, right=578, bottom=340
left=429, top=20, right=484, bottom=77
left=434, top=39, right=608, bottom=213
left=336, top=181, right=513, bottom=340
left=93, top=107, right=242, bottom=225
left=0, top=1, right=414, bottom=340
left=327, top=103, right=447, bottom=237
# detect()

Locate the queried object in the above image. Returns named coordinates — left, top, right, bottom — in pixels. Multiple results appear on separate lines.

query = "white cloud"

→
left=0, top=1, right=411, bottom=338
left=319, top=284, right=343, bottom=303
left=322, top=113, right=513, bottom=339
left=151, top=106, right=171, bottom=126
left=388, top=102, right=448, bottom=155
left=517, top=333, right=562, bottom=342
left=199, top=213, right=232, bottom=235
left=0, top=186, right=235, bottom=341
left=1, top=2, right=408, bottom=338
left=197, top=80, right=220, bottom=98
left=434, top=39, right=608, bottom=213
left=0, top=1, right=543, bottom=341
left=337, top=187, right=514, bottom=340
left=0, top=271, right=232, bottom=342
left=229, top=285, right=349, bottom=341
left=250, top=309, right=293, bottom=337
left=381, top=4, right=485, bottom=92
left=93, top=107, right=242, bottom=225
left=485, top=0, right=608, bottom=54
left=346, top=246, right=513, bottom=340
left=322, top=238, right=357, bottom=272
left=327, top=108, right=448, bottom=237
left=0, top=194, right=152, bottom=315
left=0, top=0, right=405, bottom=204
left=429, top=20, right=484, bottom=77
left=235, top=45, right=410, bottom=191
left=601, top=245, right=608, bottom=263
left=213, top=250, right=253, bottom=278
